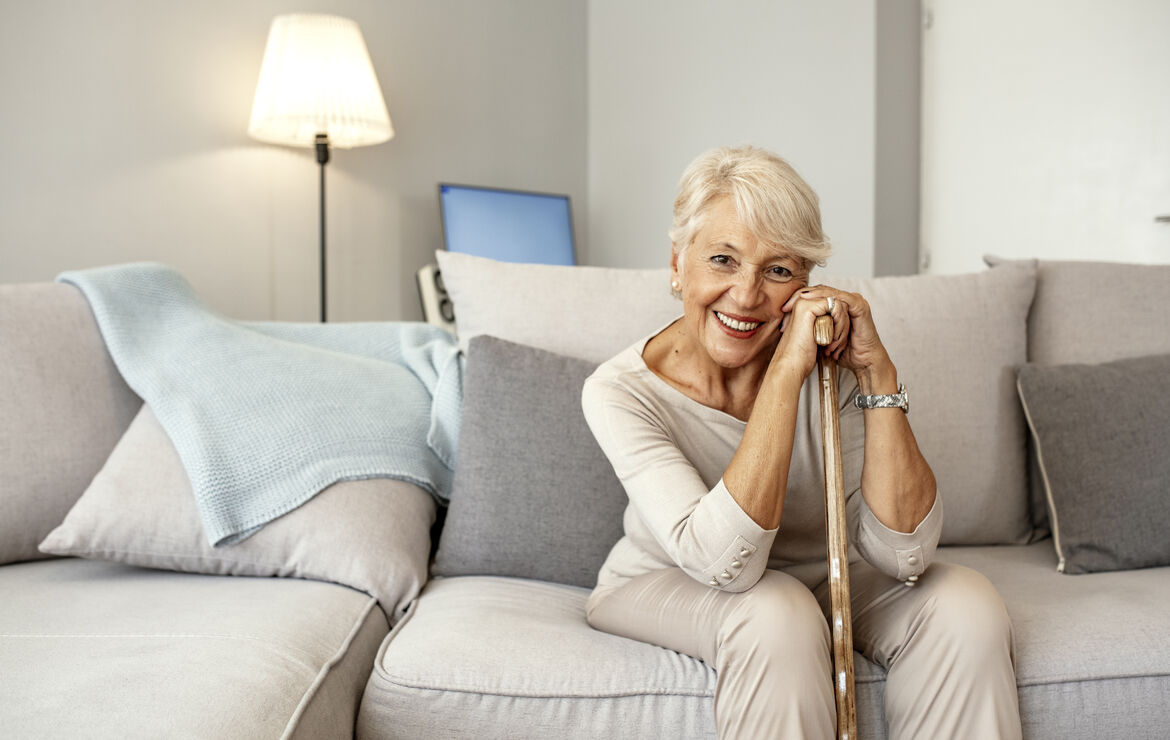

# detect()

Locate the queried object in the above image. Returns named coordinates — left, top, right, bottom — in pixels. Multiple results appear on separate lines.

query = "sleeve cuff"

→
left=857, top=495, right=943, bottom=582
left=699, top=478, right=778, bottom=592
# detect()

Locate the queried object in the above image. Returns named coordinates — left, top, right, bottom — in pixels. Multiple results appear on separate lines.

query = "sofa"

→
left=2, top=251, right=1168, bottom=739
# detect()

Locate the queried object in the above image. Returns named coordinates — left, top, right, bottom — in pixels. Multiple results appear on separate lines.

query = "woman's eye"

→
left=711, top=255, right=732, bottom=266
left=767, top=266, right=794, bottom=280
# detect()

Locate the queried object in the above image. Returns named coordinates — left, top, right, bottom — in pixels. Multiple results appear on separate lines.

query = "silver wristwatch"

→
left=854, top=383, right=909, bottom=413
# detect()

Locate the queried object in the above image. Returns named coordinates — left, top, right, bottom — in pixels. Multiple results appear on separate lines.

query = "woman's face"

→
left=671, top=196, right=808, bottom=370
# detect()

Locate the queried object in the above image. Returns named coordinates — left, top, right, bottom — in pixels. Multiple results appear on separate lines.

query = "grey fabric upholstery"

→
left=1005, top=258, right=1170, bottom=367
left=0, top=283, right=141, bottom=564
left=432, top=337, right=627, bottom=588
left=940, top=542, right=1170, bottom=740
left=0, top=558, right=387, bottom=740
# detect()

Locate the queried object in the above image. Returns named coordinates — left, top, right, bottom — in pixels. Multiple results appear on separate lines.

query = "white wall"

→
left=586, top=1, right=882, bottom=278
left=0, top=0, right=587, bottom=321
left=921, top=0, right=1170, bottom=274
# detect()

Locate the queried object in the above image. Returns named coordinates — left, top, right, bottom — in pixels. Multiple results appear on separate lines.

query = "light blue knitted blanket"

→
left=59, top=263, right=463, bottom=546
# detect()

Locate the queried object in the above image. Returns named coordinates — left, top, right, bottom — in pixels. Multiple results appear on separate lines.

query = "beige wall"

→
left=0, top=0, right=588, bottom=321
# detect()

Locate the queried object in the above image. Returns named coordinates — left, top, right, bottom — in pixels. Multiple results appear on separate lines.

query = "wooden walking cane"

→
left=815, top=314, right=857, bottom=740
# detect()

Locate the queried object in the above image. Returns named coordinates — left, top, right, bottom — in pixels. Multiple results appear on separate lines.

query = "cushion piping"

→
left=1016, top=376, right=1067, bottom=572
left=280, top=595, right=380, bottom=739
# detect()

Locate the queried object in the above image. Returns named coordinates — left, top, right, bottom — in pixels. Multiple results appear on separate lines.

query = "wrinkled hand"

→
left=779, top=285, right=891, bottom=376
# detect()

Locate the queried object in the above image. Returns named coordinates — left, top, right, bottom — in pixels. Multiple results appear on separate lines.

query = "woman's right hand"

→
left=773, top=289, right=833, bottom=379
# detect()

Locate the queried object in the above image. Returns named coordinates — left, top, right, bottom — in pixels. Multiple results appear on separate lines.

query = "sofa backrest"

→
left=987, top=257, right=1170, bottom=538
left=988, top=257, right=1170, bottom=365
left=0, top=283, right=142, bottom=564
left=436, top=251, right=1038, bottom=547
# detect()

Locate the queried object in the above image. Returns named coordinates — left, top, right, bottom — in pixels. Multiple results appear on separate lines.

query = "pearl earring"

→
left=671, top=280, right=680, bottom=291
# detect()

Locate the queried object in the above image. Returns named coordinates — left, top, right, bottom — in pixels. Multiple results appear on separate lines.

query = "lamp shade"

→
left=248, top=14, right=393, bottom=149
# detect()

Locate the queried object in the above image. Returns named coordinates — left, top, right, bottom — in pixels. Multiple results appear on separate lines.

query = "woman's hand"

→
left=780, top=286, right=892, bottom=380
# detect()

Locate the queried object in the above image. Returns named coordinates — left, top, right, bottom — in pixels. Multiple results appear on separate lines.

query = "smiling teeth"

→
left=715, top=311, right=761, bottom=332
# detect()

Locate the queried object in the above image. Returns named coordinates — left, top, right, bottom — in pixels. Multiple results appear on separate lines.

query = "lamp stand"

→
left=315, top=133, right=330, bottom=323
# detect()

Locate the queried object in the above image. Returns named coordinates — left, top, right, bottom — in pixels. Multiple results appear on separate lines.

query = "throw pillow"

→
left=1017, top=353, right=1170, bottom=574
left=0, top=283, right=141, bottom=565
left=432, top=336, right=628, bottom=588
left=39, top=405, right=435, bottom=621
left=818, top=263, right=1037, bottom=545
left=435, top=250, right=680, bottom=363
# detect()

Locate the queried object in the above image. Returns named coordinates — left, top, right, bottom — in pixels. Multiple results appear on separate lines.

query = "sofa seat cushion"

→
left=0, top=558, right=388, bottom=740
left=939, top=542, right=1170, bottom=740
left=357, top=575, right=891, bottom=739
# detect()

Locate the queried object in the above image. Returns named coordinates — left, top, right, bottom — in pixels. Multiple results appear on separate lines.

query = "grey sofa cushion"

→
left=940, top=542, right=1170, bottom=740
left=359, top=575, right=890, bottom=740
left=1017, top=354, right=1170, bottom=573
left=0, top=558, right=387, bottom=739
left=0, top=283, right=141, bottom=564
left=39, top=404, right=435, bottom=621
left=432, top=336, right=627, bottom=588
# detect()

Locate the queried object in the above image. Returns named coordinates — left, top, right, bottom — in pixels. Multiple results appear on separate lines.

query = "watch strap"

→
left=854, top=383, right=908, bottom=412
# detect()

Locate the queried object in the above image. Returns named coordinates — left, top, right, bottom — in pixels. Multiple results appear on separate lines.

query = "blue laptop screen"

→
left=439, top=184, right=575, bottom=266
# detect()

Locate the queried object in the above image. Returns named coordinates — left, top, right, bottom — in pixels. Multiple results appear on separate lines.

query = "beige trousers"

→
left=586, top=561, right=1022, bottom=740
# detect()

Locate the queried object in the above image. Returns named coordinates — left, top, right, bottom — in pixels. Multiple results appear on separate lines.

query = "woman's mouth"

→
left=714, top=310, right=762, bottom=336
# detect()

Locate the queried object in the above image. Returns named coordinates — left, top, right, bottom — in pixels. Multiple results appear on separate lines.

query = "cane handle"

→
left=815, top=314, right=835, bottom=347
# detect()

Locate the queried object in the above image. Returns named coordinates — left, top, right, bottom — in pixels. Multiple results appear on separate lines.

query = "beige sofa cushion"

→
left=825, top=265, right=1037, bottom=545
left=0, top=283, right=141, bottom=565
left=0, top=558, right=387, bottom=739
left=39, top=404, right=435, bottom=622
left=436, top=251, right=678, bottom=363
left=438, top=252, right=1036, bottom=545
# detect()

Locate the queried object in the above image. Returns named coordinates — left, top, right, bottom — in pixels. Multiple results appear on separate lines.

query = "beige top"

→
left=582, top=331, right=942, bottom=597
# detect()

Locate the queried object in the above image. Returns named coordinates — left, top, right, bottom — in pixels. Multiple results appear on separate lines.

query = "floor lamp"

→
left=247, top=14, right=394, bottom=322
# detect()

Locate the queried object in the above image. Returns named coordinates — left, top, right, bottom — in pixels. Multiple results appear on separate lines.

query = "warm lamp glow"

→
left=248, top=14, right=393, bottom=150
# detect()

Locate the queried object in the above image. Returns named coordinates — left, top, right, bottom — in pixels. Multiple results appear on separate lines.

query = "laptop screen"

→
left=438, top=184, right=575, bottom=266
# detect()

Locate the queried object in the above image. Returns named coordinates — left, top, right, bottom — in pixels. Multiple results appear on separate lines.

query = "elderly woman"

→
left=582, top=146, right=1022, bottom=739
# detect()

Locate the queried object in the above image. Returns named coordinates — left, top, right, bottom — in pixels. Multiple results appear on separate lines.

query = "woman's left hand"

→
left=780, top=285, right=890, bottom=374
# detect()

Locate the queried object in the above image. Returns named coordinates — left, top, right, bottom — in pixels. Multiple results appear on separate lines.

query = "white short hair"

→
left=669, top=145, right=832, bottom=272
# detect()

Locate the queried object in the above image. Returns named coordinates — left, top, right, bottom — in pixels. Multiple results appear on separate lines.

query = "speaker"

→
left=416, top=263, right=456, bottom=334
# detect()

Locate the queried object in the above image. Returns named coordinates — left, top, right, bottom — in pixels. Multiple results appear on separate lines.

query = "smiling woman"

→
left=580, top=145, right=1023, bottom=739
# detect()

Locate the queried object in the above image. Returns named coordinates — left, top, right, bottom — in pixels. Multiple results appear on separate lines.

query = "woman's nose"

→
left=728, top=269, right=762, bottom=307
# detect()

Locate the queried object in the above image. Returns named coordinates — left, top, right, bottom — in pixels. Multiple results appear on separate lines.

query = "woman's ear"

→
left=670, top=243, right=683, bottom=298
